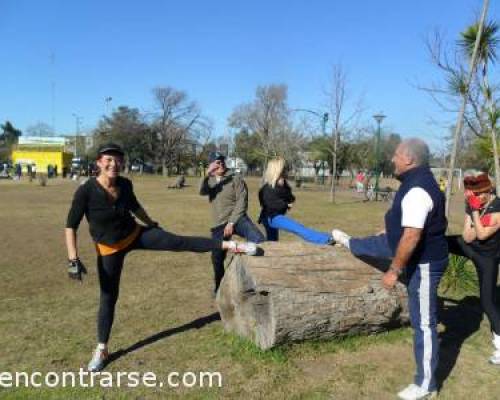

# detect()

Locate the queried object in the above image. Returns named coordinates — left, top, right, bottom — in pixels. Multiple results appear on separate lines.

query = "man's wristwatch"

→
left=388, top=266, right=403, bottom=276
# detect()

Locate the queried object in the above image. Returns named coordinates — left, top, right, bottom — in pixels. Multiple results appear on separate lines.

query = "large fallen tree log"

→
left=216, top=241, right=409, bottom=350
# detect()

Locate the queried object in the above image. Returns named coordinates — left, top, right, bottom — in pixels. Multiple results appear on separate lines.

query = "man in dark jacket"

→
left=332, top=138, right=448, bottom=400
left=200, top=152, right=265, bottom=294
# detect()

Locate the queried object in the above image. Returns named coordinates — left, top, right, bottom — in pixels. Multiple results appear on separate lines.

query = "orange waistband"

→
left=96, top=225, right=142, bottom=256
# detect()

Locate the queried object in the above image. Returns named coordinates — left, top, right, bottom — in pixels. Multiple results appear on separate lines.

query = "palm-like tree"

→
left=459, top=20, right=500, bottom=193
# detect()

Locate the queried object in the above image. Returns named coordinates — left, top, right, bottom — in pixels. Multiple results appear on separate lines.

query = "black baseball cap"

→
left=208, top=151, right=225, bottom=163
left=97, top=143, right=124, bottom=157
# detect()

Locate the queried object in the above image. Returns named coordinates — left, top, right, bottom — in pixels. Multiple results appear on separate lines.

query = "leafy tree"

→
left=93, top=106, right=153, bottom=171
left=233, top=129, right=264, bottom=173
left=459, top=20, right=499, bottom=192
left=0, top=121, right=22, bottom=147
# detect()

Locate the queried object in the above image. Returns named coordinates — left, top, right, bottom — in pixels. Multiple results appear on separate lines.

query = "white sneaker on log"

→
left=397, top=384, right=436, bottom=400
left=228, top=241, right=258, bottom=256
left=331, top=229, right=351, bottom=248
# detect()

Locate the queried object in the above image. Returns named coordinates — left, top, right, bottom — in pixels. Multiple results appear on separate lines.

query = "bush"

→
left=440, top=254, right=478, bottom=295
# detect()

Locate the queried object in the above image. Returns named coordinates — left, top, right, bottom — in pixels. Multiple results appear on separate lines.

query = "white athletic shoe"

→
left=491, top=333, right=500, bottom=365
left=397, top=384, right=437, bottom=400
left=228, top=241, right=258, bottom=256
left=489, top=350, right=500, bottom=365
left=331, top=229, right=351, bottom=248
left=87, top=348, right=109, bottom=372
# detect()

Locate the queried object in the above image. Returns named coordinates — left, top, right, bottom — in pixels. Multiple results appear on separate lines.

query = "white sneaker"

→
left=490, top=333, right=500, bottom=364
left=228, top=241, right=258, bottom=256
left=331, top=229, right=351, bottom=248
left=397, top=384, right=437, bottom=400
left=87, top=348, right=109, bottom=372
left=489, top=350, right=500, bottom=365
left=492, top=332, right=500, bottom=349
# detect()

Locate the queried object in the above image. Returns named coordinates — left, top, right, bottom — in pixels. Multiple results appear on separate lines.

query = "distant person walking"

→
left=259, top=157, right=335, bottom=245
left=355, top=170, right=365, bottom=193
left=15, top=164, right=21, bottom=180
left=65, top=144, right=257, bottom=372
left=200, top=152, right=264, bottom=294
left=447, top=171, right=500, bottom=365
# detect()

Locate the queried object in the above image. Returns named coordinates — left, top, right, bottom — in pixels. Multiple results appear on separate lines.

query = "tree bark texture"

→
left=216, top=241, right=409, bottom=350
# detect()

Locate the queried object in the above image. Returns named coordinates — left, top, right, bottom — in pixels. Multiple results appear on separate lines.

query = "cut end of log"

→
left=216, top=258, right=276, bottom=349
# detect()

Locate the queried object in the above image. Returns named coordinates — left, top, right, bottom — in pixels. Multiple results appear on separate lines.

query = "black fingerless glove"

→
left=68, top=258, right=87, bottom=281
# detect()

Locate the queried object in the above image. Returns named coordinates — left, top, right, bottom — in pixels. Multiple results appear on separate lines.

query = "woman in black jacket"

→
left=446, top=171, right=500, bottom=365
left=65, top=143, right=256, bottom=372
left=258, top=157, right=334, bottom=244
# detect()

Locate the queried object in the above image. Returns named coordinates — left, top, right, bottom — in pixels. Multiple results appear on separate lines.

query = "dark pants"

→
left=447, top=235, right=500, bottom=334
left=349, top=233, right=447, bottom=391
left=97, top=226, right=222, bottom=343
left=211, top=215, right=265, bottom=292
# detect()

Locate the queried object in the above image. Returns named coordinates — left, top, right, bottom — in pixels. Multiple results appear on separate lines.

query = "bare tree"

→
left=323, top=64, right=365, bottom=202
left=26, top=122, right=54, bottom=137
left=152, top=86, right=205, bottom=176
left=228, top=84, right=301, bottom=167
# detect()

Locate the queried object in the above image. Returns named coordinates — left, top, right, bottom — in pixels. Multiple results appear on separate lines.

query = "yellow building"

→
left=12, top=144, right=73, bottom=174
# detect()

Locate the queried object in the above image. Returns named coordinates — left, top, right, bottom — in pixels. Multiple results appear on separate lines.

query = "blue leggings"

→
left=263, top=214, right=331, bottom=245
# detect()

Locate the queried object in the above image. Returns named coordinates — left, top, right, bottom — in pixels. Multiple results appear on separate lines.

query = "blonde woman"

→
left=258, top=157, right=334, bottom=244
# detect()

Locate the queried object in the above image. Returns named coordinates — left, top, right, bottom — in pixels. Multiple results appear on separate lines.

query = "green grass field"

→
left=0, top=176, right=499, bottom=399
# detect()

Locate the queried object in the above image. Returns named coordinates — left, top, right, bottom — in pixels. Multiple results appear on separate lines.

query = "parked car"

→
left=130, top=161, right=154, bottom=174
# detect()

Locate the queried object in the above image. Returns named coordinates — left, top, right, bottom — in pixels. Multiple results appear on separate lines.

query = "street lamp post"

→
left=372, top=112, right=386, bottom=201
left=321, top=112, right=329, bottom=185
left=290, top=108, right=329, bottom=185
left=105, top=97, right=113, bottom=116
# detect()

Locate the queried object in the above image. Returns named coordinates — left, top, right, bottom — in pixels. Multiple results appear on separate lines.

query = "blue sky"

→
left=1, top=0, right=499, bottom=152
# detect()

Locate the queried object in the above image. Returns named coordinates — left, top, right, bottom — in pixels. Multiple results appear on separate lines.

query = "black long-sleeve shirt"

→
left=258, top=181, right=296, bottom=219
left=66, top=177, right=141, bottom=245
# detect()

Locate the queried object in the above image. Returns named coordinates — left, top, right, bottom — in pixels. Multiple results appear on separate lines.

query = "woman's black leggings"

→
left=96, top=227, right=222, bottom=343
left=447, top=235, right=500, bottom=335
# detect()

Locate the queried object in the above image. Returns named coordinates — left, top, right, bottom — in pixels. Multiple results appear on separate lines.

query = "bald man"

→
left=333, top=138, right=448, bottom=400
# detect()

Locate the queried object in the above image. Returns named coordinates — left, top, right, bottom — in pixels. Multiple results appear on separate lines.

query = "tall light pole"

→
left=72, top=113, right=83, bottom=157
left=373, top=112, right=386, bottom=201
left=290, top=108, right=329, bottom=184
left=105, top=97, right=113, bottom=116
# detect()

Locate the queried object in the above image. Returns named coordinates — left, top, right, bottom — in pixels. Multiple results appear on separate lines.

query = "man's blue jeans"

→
left=263, top=214, right=331, bottom=245
left=211, top=215, right=265, bottom=291
left=349, top=233, right=447, bottom=392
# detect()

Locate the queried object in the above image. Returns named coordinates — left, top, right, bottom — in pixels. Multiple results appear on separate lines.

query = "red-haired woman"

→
left=447, top=171, right=500, bottom=365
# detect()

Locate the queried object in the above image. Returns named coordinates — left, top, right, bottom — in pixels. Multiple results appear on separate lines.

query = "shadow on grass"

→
left=355, top=253, right=490, bottom=390
left=435, top=295, right=483, bottom=390
left=107, top=312, right=221, bottom=366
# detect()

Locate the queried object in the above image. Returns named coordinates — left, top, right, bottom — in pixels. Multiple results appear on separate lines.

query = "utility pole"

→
left=72, top=113, right=83, bottom=157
